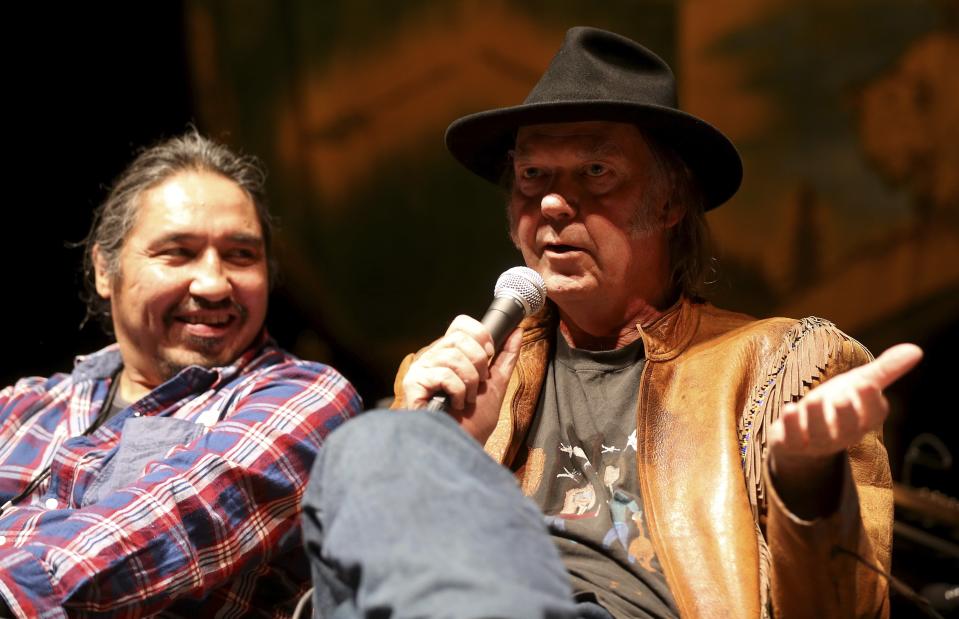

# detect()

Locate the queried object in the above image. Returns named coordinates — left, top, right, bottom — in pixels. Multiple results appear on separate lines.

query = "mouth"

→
left=173, top=312, right=237, bottom=337
left=543, top=243, right=585, bottom=255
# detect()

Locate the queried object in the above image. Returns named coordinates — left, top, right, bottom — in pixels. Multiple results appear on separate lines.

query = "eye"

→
left=224, top=247, right=262, bottom=265
left=584, top=163, right=608, bottom=177
left=520, top=166, right=542, bottom=180
left=160, top=246, right=195, bottom=259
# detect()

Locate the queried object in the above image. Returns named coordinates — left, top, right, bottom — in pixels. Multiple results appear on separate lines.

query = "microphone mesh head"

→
left=494, top=267, right=547, bottom=316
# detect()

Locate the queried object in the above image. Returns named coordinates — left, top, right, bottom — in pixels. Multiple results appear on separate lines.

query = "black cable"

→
left=832, top=545, right=946, bottom=619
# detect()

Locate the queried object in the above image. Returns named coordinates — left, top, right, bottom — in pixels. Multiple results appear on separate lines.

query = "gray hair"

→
left=80, top=130, right=276, bottom=333
left=642, top=132, right=715, bottom=300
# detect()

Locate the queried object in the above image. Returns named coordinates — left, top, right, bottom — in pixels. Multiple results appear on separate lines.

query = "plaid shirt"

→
left=0, top=334, right=361, bottom=618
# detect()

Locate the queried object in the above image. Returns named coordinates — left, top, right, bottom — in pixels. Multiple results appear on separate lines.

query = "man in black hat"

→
left=302, top=27, right=920, bottom=618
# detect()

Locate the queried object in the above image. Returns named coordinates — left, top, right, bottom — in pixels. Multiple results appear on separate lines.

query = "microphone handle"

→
left=480, top=296, right=526, bottom=351
left=425, top=394, right=449, bottom=412
left=425, top=296, right=526, bottom=413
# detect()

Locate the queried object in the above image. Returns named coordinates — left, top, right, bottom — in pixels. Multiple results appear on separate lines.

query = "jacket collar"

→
left=520, top=296, right=699, bottom=361
left=637, top=296, right=700, bottom=361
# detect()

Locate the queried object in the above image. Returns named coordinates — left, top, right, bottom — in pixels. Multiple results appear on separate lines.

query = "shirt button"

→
left=45, top=498, right=59, bottom=510
left=0, top=535, right=6, bottom=545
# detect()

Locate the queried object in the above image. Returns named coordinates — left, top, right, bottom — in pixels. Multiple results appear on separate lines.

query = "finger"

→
left=853, top=343, right=923, bottom=390
left=423, top=347, right=483, bottom=402
left=772, top=403, right=807, bottom=453
left=400, top=379, right=433, bottom=410
left=447, top=314, right=495, bottom=357
left=804, top=398, right=834, bottom=451
left=854, top=381, right=889, bottom=432
left=489, top=328, right=523, bottom=385
left=420, top=367, right=468, bottom=410
left=421, top=327, right=491, bottom=374
left=445, top=331, right=493, bottom=380
left=402, top=367, right=460, bottom=409
left=437, top=348, right=483, bottom=404
left=831, top=393, right=860, bottom=446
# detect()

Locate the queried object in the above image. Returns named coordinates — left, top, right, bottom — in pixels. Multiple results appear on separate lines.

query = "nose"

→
left=541, top=192, right=576, bottom=222
left=189, top=250, right=232, bottom=301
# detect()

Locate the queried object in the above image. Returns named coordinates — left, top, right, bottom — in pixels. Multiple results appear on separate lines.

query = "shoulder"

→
left=0, top=372, right=73, bottom=412
left=227, top=344, right=363, bottom=414
left=693, top=302, right=871, bottom=375
left=3, top=343, right=119, bottom=395
left=240, top=343, right=349, bottom=382
left=0, top=344, right=118, bottom=408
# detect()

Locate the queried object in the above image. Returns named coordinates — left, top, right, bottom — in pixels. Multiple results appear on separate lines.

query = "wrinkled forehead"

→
left=513, top=121, right=650, bottom=159
left=126, top=171, right=263, bottom=242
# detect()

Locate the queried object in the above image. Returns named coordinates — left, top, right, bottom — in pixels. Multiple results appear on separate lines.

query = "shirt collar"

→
left=522, top=297, right=698, bottom=361
left=70, top=329, right=274, bottom=385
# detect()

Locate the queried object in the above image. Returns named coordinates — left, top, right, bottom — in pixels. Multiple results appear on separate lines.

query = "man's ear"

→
left=662, top=199, right=686, bottom=230
left=92, top=245, right=112, bottom=299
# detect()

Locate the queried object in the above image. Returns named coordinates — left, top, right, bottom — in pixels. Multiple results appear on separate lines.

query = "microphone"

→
left=426, top=266, right=546, bottom=412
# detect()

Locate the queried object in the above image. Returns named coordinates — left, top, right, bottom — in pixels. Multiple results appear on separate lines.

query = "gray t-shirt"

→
left=523, top=331, right=678, bottom=618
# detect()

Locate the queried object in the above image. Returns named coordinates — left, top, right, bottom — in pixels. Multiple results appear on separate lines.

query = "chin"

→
left=163, top=346, right=234, bottom=373
left=544, top=273, right=599, bottom=300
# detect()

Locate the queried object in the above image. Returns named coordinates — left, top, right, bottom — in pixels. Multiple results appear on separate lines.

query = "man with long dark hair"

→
left=0, top=132, right=360, bottom=618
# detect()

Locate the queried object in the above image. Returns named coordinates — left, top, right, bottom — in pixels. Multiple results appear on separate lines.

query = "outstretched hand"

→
left=768, top=343, right=922, bottom=515
left=769, top=343, right=923, bottom=460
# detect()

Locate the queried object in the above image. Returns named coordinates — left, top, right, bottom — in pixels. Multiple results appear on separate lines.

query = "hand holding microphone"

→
left=401, top=267, right=546, bottom=443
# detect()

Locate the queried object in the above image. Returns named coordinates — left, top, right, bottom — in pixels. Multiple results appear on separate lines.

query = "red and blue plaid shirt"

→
left=0, top=334, right=361, bottom=618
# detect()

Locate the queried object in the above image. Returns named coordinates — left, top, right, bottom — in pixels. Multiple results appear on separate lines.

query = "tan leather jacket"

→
left=394, top=298, right=892, bottom=618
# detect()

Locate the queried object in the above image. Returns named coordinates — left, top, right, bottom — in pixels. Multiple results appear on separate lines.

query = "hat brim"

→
left=445, top=101, right=742, bottom=211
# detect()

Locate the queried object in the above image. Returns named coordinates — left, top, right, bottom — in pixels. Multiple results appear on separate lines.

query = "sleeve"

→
left=0, top=375, right=67, bottom=445
left=741, top=318, right=893, bottom=618
left=0, top=374, right=74, bottom=508
left=0, top=361, right=362, bottom=619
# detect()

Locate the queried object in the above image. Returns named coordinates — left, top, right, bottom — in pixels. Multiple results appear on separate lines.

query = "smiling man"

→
left=0, top=132, right=361, bottom=618
left=301, top=28, right=921, bottom=618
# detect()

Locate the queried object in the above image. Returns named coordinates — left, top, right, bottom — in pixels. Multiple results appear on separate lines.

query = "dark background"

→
left=5, top=5, right=193, bottom=384
left=3, top=4, right=383, bottom=398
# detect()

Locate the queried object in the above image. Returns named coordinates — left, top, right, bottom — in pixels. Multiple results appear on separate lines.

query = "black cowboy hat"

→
left=445, top=27, right=743, bottom=210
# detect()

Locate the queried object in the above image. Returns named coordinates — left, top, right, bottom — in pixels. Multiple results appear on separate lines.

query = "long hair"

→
left=80, top=130, right=275, bottom=333
left=643, top=132, right=716, bottom=300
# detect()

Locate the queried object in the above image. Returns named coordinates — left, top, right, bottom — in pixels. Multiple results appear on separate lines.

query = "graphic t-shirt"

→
left=520, top=331, right=678, bottom=618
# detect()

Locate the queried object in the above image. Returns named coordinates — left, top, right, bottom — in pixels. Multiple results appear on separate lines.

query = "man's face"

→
left=94, top=170, right=269, bottom=386
left=508, top=121, right=680, bottom=308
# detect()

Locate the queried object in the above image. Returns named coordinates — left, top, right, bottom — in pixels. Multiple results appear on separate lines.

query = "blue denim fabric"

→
left=81, top=417, right=205, bottom=506
left=302, top=409, right=611, bottom=619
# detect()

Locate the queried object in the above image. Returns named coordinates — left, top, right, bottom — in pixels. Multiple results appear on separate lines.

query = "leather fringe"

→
left=756, top=519, right=772, bottom=619
left=739, top=317, right=856, bottom=519
left=739, top=317, right=858, bottom=618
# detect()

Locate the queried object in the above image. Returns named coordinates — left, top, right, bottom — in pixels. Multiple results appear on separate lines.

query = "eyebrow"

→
left=150, top=232, right=264, bottom=247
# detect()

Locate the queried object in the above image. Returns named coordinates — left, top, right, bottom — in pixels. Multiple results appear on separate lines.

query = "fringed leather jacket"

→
left=394, top=297, right=892, bottom=618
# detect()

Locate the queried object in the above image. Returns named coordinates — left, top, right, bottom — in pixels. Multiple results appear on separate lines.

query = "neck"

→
left=117, top=369, right=156, bottom=403
left=557, top=293, right=675, bottom=351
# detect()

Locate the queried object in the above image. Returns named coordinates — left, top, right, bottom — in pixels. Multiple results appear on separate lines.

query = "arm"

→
left=0, top=361, right=360, bottom=619
left=764, top=342, right=921, bottom=618
left=0, top=374, right=71, bottom=465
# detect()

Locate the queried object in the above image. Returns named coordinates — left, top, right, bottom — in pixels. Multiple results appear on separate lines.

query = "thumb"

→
left=855, top=343, right=923, bottom=390
left=488, top=327, right=523, bottom=387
